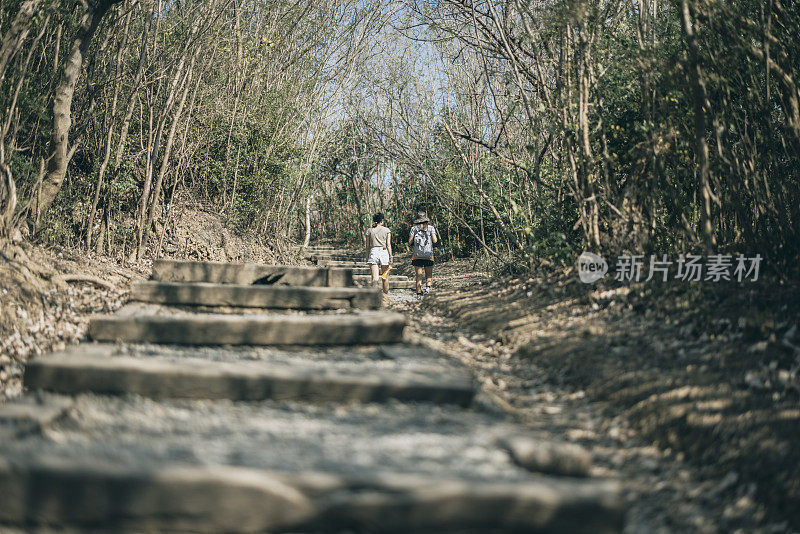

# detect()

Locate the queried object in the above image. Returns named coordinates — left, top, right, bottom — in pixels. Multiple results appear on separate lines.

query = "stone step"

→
left=0, top=457, right=622, bottom=533
left=307, top=256, right=360, bottom=262
left=318, top=260, right=364, bottom=268
left=300, top=245, right=336, bottom=250
left=321, top=259, right=411, bottom=269
left=298, top=250, right=342, bottom=257
left=353, top=274, right=410, bottom=282
left=88, top=312, right=406, bottom=346
left=131, top=282, right=381, bottom=310
left=24, top=344, right=475, bottom=405
left=355, top=279, right=416, bottom=290
left=151, top=260, right=353, bottom=287
left=0, top=391, right=601, bottom=480
left=305, top=248, right=364, bottom=257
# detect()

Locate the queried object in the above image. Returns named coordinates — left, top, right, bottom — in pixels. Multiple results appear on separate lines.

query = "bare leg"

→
left=380, top=264, right=390, bottom=294
left=369, top=263, right=380, bottom=288
left=414, top=266, right=424, bottom=293
left=424, top=265, right=433, bottom=291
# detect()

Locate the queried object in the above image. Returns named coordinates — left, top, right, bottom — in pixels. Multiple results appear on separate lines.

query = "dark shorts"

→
left=412, top=259, right=434, bottom=267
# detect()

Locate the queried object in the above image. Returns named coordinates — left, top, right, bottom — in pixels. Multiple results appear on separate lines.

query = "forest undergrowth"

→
left=421, top=263, right=800, bottom=530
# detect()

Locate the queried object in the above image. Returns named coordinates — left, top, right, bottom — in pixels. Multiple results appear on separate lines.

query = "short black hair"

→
left=372, top=212, right=384, bottom=224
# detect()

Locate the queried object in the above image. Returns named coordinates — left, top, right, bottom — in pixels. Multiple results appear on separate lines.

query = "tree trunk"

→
left=0, top=0, right=45, bottom=239
left=680, top=0, right=716, bottom=251
left=36, top=0, right=122, bottom=224
left=136, top=57, right=186, bottom=258
left=86, top=7, right=132, bottom=249
left=135, top=96, right=155, bottom=259
left=349, top=167, right=364, bottom=236
left=140, top=54, right=197, bottom=257
left=0, top=0, right=43, bottom=84
left=302, top=194, right=314, bottom=248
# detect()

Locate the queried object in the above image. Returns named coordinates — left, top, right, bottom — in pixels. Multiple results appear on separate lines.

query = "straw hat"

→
left=413, top=211, right=430, bottom=224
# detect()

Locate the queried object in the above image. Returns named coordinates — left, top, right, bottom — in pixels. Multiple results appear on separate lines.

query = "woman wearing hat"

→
left=408, top=211, right=438, bottom=298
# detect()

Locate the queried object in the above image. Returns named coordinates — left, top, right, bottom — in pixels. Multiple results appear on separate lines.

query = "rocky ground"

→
left=387, top=259, right=799, bottom=533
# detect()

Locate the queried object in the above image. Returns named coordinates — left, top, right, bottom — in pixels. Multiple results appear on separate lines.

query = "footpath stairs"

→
left=304, top=245, right=416, bottom=290
left=0, top=250, right=624, bottom=532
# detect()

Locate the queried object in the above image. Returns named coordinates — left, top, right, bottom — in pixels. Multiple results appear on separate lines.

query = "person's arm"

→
left=408, top=226, right=415, bottom=247
left=364, top=231, right=370, bottom=261
left=387, top=231, right=393, bottom=263
left=430, top=225, right=438, bottom=245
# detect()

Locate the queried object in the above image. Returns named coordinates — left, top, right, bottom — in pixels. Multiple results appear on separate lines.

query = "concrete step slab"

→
left=0, top=394, right=623, bottom=533
left=24, top=344, right=475, bottom=405
left=0, top=393, right=598, bottom=485
left=321, top=260, right=410, bottom=269
left=353, top=274, right=410, bottom=282
left=131, top=282, right=381, bottom=310
left=315, top=251, right=360, bottom=255
left=307, top=254, right=362, bottom=261
left=151, top=260, right=353, bottom=287
left=318, top=260, right=365, bottom=268
left=300, top=245, right=337, bottom=251
left=0, top=456, right=623, bottom=533
left=296, top=248, right=345, bottom=256
left=88, top=311, right=406, bottom=346
left=355, top=279, right=416, bottom=290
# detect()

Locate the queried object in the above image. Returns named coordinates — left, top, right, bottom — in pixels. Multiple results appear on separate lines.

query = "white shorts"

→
left=367, top=247, right=390, bottom=266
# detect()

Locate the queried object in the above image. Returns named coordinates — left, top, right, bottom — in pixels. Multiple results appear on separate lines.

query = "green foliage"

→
left=1, top=0, right=363, bottom=255
left=2, top=0, right=798, bottom=276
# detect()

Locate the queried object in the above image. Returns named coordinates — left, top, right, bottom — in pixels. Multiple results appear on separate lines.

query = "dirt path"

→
left=386, top=259, right=797, bottom=533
